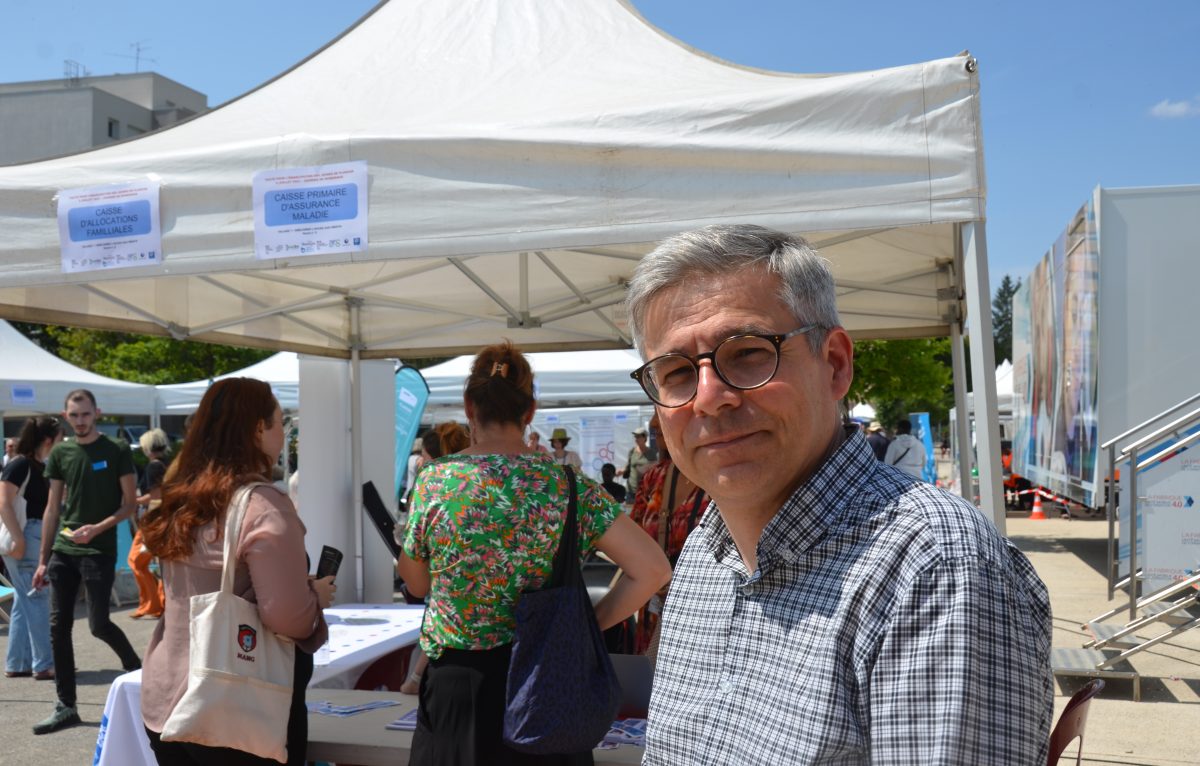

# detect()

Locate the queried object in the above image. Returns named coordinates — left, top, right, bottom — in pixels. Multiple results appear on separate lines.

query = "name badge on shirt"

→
left=92, top=460, right=108, bottom=471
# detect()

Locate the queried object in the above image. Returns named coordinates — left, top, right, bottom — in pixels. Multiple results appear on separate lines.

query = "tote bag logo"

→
left=237, top=625, right=257, bottom=660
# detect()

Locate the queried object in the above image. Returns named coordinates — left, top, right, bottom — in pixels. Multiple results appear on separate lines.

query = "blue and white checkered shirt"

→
left=643, top=429, right=1053, bottom=765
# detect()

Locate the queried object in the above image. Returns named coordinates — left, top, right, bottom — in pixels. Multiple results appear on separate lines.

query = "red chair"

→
left=1047, top=678, right=1104, bottom=765
left=352, top=644, right=415, bottom=692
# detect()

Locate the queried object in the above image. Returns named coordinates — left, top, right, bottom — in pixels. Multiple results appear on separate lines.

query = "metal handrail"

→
left=1136, top=426, right=1200, bottom=471
left=1123, top=406, right=1200, bottom=458
left=1100, top=391, right=1200, bottom=450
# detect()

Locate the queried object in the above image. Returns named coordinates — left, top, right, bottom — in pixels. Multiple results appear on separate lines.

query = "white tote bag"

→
left=160, top=483, right=296, bottom=763
left=0, top=467, right=31, bottom=556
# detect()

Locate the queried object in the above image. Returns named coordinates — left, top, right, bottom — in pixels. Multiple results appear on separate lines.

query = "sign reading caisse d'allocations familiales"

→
left=253, top=161, right=368, bottom=260
left=56, top=179, right=162, bottom=274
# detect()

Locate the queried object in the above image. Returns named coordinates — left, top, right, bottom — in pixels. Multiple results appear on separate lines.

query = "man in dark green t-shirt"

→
left=31, top=389, right=141, bottom=735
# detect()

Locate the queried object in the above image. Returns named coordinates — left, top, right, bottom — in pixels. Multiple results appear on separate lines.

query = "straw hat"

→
left=550, top=427, right=570, bottom=443
left=868, top=421, right=884, bottom=432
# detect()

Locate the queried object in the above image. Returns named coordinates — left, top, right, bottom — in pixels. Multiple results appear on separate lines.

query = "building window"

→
left=107, top=119, right=119, bottom=139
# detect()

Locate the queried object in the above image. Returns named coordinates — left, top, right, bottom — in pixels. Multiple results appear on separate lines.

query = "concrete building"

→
left=0, top=71, right=207, bottom=165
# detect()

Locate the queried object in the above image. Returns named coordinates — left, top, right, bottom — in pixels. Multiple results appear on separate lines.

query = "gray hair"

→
left=626, top=224, right=840, bottom=356
left=139, top=427, right=169, bottom=455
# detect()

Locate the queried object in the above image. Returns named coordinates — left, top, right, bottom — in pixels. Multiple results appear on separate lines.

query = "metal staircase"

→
left=1051, top=391, right=1200, bottom=700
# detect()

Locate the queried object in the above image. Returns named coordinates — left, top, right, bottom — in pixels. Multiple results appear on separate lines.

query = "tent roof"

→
left=155, top=352, right=299, bottom=412
left=422, top=348, right=648, bottom=409
left=0, top=320, right=158, bottom=416
left=0, top=0, right=986, bottom=358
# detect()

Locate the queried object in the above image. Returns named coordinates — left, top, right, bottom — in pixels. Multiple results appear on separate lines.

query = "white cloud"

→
left=1150, top=97, right=1200, bottom=118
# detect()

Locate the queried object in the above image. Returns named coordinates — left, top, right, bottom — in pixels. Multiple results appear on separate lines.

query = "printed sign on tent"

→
left=56, top=179, right=162, bottom=274
left=10, top=384, right=36, bottom=406
left=253, top=161, right=368, bottom=260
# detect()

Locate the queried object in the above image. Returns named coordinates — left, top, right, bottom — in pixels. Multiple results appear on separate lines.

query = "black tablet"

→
left=362, top=480, right=402, bottom=559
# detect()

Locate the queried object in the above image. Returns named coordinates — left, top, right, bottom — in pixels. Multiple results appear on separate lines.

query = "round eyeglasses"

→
left=630, top=325, right=821, bottom=407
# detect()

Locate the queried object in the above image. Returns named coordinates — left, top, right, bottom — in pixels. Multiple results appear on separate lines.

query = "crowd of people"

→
left=1, top=222, right=1054, bottom=765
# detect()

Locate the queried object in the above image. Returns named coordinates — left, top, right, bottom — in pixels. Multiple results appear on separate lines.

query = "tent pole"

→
left=949, top=309, right=972, bottom=502
left=959, top=222, right=1004, bottom=532
left=348, top=298, right=366, bottom=602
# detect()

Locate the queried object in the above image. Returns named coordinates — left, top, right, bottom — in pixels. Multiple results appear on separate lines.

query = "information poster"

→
left=580, top=415, right=618, bottom=480
left=56, top=179, right=162, bottom=274
left=253, top=161, right=368, bottom=260
left=1121, top=427, right=1200, bottom=592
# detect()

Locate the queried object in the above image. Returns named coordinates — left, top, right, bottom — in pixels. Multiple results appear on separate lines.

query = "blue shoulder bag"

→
left=503, top=465, right=622, bottom=753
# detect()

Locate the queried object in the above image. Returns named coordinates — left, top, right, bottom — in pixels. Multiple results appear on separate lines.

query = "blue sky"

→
left=5, top=1, right=1198, bottom=290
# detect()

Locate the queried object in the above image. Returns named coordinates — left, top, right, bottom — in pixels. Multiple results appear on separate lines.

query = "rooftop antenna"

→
left=106, top=41, right=157, bottom=72
left=63, top=59, right=91, bottom=86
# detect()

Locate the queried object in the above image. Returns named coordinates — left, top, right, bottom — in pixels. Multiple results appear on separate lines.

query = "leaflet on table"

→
left=598, top=718, right=647, bottom=749
left=56, top=178, right=162, bottom=274
left=385, top=708, right=419, bottom=731
left=307, top=699, right=400, bottom=717
left=253, top=160, right=368, bottom=260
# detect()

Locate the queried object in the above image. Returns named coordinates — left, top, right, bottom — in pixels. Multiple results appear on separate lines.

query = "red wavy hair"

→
left=141, top=377, right=279, bottom=560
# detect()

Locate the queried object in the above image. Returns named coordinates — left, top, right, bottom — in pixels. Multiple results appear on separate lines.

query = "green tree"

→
left=991, top=274, right=1021, bottom=365
left=848, top=337, right=954, bottom=429
left=42, top=326, right=272, bottom=384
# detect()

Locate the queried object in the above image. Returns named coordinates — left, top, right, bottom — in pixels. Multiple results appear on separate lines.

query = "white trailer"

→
left=1012, top=185, right=1200, bottom=580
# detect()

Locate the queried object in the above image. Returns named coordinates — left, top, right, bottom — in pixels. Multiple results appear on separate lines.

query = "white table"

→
left=93, top=603, right=423, bottom=766
left=312, top=603, right=424, bottom=687
left=307, top=689, right=644, bottom=765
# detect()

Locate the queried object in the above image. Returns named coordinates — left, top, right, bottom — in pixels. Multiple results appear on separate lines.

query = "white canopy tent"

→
left=0, top=320, right=158, bottom=419
left=422, top=349, right=649, bottom=414
left=155, top=352, right=300, bottom=413
left=0, top=0, right=1005, bottom=588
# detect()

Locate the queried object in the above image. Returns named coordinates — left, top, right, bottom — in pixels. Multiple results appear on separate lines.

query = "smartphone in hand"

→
left=315, top=545, right=343, bottom=579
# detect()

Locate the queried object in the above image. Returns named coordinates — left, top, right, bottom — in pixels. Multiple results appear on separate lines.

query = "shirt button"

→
left=718, top=677, right=734, bottom=695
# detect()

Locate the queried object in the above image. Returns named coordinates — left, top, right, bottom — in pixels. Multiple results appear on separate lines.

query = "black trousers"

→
left=47, top=551, right=141, bottom=707
left=411, top=645, right=593, bottom=766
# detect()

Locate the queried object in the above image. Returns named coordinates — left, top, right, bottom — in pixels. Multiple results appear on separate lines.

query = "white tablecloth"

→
left=93, top=603, right=423, bottom=766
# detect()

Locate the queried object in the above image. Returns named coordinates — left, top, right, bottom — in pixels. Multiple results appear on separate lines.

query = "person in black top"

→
left=865, top=421, right=891, bottom=461
left=600, top=462, right=627, bottom=503
left=1, top=416, right=63, bottom=680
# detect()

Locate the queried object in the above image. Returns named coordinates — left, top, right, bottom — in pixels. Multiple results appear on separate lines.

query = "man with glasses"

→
left=628, top=225, right=1053, bottom=765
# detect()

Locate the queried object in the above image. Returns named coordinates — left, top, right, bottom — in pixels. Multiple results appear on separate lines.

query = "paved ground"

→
left=3, top=510, right=1198, bottom=764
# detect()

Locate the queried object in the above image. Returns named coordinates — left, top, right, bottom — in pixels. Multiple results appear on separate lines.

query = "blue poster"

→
left=395, top=365, right=430, bottom=501
left=911, top=412, right=937, bottom=485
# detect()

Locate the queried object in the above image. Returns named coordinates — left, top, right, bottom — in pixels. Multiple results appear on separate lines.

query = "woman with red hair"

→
left=139, top=378, right=336, bottom=766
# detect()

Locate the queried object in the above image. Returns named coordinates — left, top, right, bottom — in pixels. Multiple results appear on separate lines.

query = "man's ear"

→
left=823, top=327, right=854, bottom=401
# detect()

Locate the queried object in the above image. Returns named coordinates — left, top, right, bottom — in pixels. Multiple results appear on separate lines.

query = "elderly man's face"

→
left=641, top=267, right=852, bottom=515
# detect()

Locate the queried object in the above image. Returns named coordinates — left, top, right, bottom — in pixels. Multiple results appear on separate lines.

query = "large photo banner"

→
left=1011, top=198, right=1100, bottom=506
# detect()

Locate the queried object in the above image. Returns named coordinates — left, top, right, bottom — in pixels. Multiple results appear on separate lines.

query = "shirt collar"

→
left=698, top=426, right=879, bottom=573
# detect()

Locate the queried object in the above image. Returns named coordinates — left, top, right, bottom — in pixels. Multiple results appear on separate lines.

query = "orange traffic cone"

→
left=1029, top=491, right=1047, bottom=520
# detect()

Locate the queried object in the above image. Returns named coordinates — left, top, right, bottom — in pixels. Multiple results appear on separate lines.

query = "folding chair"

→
left=1047, top=678, right=1104, bottom=766
left=0, top=570, right=15, bottom=623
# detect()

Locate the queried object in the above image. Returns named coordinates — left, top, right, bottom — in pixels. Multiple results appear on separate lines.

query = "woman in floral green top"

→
left=399, top=342, right=671, bottom=766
